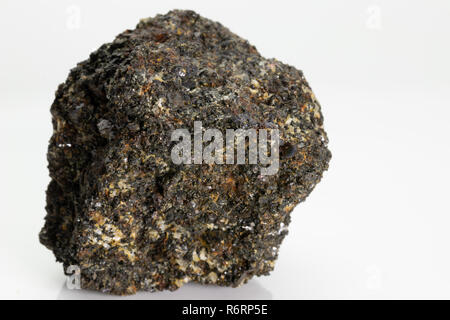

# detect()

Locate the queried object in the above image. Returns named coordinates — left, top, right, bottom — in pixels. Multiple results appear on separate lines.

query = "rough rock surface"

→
left=40, top=10, right=331, bottom=295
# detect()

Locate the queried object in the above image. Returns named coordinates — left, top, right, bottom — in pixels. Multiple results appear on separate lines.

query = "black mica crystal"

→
left=40, top=10, right=331, bottom=295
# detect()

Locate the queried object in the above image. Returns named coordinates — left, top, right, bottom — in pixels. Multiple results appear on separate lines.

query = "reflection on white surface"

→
left=57, top=280, right=272, bottom=300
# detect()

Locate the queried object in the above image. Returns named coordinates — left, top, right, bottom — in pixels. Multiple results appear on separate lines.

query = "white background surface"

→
left=1, top=0, right=449, bottom=299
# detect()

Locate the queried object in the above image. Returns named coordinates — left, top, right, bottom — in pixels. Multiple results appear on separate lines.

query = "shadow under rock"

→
left=57, top=279, right=273, bottom=300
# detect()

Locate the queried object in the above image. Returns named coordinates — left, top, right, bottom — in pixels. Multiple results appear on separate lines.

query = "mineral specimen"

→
left=40, top=10, right=331, bottom=295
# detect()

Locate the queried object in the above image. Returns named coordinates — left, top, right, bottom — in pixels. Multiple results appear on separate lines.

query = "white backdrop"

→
left=1, top=0, right=449, bottom=299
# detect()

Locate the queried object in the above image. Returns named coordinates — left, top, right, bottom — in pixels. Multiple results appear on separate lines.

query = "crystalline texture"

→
left=40, top=10, right=331, bottom=295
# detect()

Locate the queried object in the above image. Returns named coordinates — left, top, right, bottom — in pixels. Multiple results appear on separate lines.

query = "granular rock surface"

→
left=40, top=10, right=331, bottom=295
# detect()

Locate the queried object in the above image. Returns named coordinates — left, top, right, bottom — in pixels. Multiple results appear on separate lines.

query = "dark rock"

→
left=40, top=10, right=331, bottom=295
